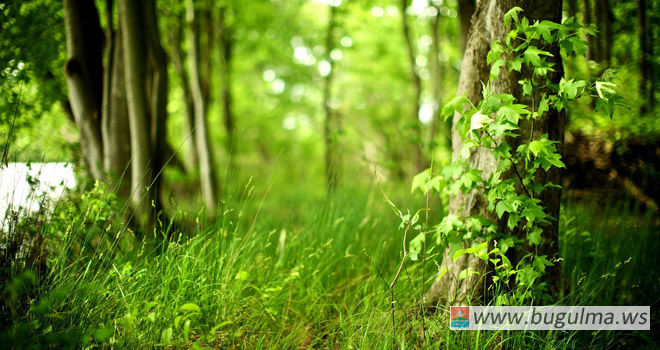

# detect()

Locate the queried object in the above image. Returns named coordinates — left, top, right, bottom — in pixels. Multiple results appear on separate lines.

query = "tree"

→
left=186, top=0, right=218, bottom=217
left=422, top=1, right=565, bottom=307
left=63, top=0, right=169, bottom=228
left=323, top=3, right=340, bottom=192
left=638, top=0, right=655, bottom=111
left=401, top=0, right=426, bottom=173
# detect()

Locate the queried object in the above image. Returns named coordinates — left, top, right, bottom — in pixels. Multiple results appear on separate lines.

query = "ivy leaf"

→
left=496, top=199, right=515, bottom=218
left=503, top=6, right=523, bottom=28
left=523, top=46, right=552, bottom=66
left=441, top=95, right=471, bottom=120
left=509, top=57, right=523, bottom=72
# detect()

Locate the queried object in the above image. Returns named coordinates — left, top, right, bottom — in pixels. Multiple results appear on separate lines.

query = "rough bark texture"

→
left=62, top=0, right=105, bottom=181
left=323, top=5, right=339, bottom=192
left=401, top=0, right=426, bottom=173
left=119, top=0, right=154, bottom=225
left=423, top=0, right=564, bottom=307
left=187, top=0, right=218, bottom=217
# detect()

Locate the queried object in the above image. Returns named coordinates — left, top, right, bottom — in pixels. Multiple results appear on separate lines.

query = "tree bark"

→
left=187, top=0, right=218, bottom=217
left=101, top=7, right=131, bottom=199
left=323, top=4, right=339, bottom=192
left=401, top=0, right=426, bottom=173
left=119, top=0, right=154, bottom=226
left=423, top=0, right=564, bottom=307
left=169, top=12, right=199, bottom=172
left=62, top=0, right=105, bottom=181
left=219, top=6, right=235, bottom=158
left=144, top=0, right=169, bottom=215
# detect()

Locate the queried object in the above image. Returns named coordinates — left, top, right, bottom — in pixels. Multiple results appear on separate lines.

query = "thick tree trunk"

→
left=62, top=0, right=105, bottom=181
left=323, top=5, right=339, bottom=192
left=401, top=0, right=426, bottom=173
left=187, top=0, right=218, bottom=217
left=423, top=0, right=564, bottom=307
left=119, top=0, right=154, bottom=226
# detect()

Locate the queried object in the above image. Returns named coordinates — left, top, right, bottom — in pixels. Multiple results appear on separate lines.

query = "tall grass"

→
left=1, top=177, right=657, bottom=348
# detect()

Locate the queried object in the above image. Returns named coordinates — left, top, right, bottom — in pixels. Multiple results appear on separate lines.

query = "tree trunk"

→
left=219, top=6, right=235, bottom=159
left=637, top=0, right=653, bottom=112
left=423, top=0, right=564, bottom=307
left=583, top=0, right=599, bottom=61
left=144, top=0, right=169, bottom=215
left=401, top=0, right=426, bottom=173
left=428, top=4, right=444, bottom=155
left=62, top=0, right=105, bottom=181
left=187, top=0, right=218, bottom=217
left=169, top=13, right=199, bottom=172
left=119, top=0, right=154, bottom=226
left=101, top=8, right=131, bottom=199
left=594, top=0, right=612, bottom=64
left=323, top=4, right=339, bottom=192
left=457, top=0, right=475, bottom=52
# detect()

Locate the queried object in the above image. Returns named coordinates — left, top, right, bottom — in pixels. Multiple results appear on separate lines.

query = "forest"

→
left=0, top=0, right=658, bottom=348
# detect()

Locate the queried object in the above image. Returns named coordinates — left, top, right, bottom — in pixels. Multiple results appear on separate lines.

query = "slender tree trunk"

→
left=428, top=4, right=443, bottom=155
left=144, top=0, right=168, bottom=215
left=219, top=6, right=235, bottom=158
left=119, top=0, right=154, bottom=226
left=457, top=0, right=475, bottom=52
left=583, top=0, right=599, bottom=61
left=638, top=0, right=653, bottom=112
left=187, top=0, right=218, bottom=217
left=101, top=5, right=131, bottom=198
left=401, top=0, right=426, bottom=173
left=169, top=13, right=199, bottom=172
left=567, top=0, right=578, bottom=18
left=62, top=0, right=105, bottom=181
left=323, top=4, right=339, bottom=192
left=595, top=0, right=611, bottom=64
left=423, top=0, right=564, bottom=307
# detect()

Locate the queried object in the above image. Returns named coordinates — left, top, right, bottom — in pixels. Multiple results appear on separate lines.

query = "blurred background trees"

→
left=1, top=0, right=658, bottom=220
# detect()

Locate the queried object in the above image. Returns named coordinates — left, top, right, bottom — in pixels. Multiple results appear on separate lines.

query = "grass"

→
left=1, top=178, right=658, bottom=349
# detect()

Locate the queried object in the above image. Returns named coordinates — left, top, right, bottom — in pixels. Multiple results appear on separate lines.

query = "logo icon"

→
left=450, top=306, right=470, bottom=328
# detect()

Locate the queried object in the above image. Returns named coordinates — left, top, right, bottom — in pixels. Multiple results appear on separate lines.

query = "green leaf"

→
left=180, top=303, right=201, bottom=313
left=458, top=267, right=480, bottom=281
left=409, top=232, right=425, bottom=261
left=527, top=228, right=543, bottom=246
left=496, top=199, right=515, bottom=218
left=503, top=7, right=523, bottom=28
left=441, top=95, right=471, bottom=120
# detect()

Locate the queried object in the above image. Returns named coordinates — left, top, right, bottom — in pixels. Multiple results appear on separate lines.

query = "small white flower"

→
left=469, top=110, right=489, bottom=132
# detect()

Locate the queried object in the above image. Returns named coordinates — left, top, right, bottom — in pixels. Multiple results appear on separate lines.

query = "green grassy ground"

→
left=1, top=180, right=658, bottom=349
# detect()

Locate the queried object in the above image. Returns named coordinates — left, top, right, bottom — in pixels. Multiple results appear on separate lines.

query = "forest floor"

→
left=1, top=179, right=659, bottom=348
